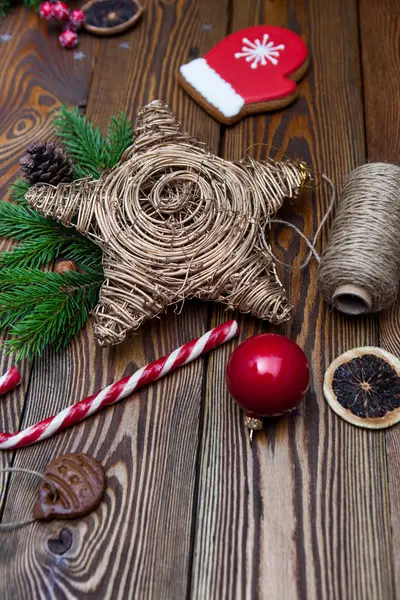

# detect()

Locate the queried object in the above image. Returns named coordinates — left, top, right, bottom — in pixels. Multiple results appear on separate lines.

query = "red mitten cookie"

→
left=179, top=25, right=309, bottom=125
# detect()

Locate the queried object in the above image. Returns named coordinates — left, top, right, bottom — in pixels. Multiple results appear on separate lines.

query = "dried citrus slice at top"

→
left=323, top=346, right=400, bottom=429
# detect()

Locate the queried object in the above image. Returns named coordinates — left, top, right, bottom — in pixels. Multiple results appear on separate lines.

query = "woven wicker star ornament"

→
left=26, top=101, right=306, bottom=346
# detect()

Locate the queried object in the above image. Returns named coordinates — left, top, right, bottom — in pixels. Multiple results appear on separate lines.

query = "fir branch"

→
left=0, top=308, right=30, bottom=331
left=0, top=266, right=102, bottom=290
left=23, top=0, right=41, bottom=9
left=0, top=0, right=11, bottom=16
left=53, top=105, right=104, bottom=179
left=9, top=178, right=30, bottom=204
left=4, top=293, right=88, bottom=360
left=62, top=238, right=103, bottom=267
left=0, top=202, right=59, bottom=240
left=0, top=105, right=136, bottom=358
left=0, top=267, right=103, bottom=359
left=0, top=236, right=66, bottom=268
left=5, top=298, right=71, bottom=359
left=0, top=200, right=103, bottom=269
left=102, top=113, right=133, bottom=169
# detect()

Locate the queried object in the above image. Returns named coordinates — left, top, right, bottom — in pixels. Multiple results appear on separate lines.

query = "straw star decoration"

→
left=26, top=101, right=305, bottom=346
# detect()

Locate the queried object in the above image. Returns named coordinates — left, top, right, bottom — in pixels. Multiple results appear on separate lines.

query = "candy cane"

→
left=0, top=367, right=21, bottom=397
left=0, top=320, right=238, bottom=450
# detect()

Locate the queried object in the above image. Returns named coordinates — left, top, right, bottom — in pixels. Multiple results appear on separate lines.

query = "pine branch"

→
left=0, top=106, right=134, bottom=358
left=53, top=105, right=104, bottom=179
left=5, top=298, right=71, bottom=359
left=0, top=0, right=11, bottom=16
left=102, top=113, right=133, bottom=169
left=0, top=266, right=102, bottom=290
left=62, top=238, right=103, bottom=267
left=0, top=200, right=103, bottom=269
left=23, top=0, right=41, bottom=9
left=0, top=202, right=59, bottom=240
left=4, top=292, right=91, bottom=360
left=0, top=267, right=103, bottom=360
left=0, top=236, right=66, bottom=268
left=9, top=178, right=30, bottom=205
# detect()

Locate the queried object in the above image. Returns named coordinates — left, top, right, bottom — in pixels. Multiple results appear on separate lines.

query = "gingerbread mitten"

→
left=179, top=25, right=309, bottom=125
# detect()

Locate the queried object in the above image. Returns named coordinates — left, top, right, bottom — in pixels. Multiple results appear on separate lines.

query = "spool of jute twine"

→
left=318, top=163, right=400, bottom=315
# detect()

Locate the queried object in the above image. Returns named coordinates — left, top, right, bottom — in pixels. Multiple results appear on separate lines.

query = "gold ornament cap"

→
left=244, top=414, right=263, bottom=430
left=244, top=413, right=263, bottom=443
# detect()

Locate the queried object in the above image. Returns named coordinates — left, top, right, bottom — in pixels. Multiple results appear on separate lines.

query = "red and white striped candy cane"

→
left=0, top=366, right=21, bottom=397
left=0, top=320, right=238, bottom=450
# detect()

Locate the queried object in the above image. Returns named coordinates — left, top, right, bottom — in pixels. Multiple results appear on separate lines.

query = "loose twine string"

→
left=0, top=467, right=56, bottom=529
left=266, top=173, right=336, bottom=270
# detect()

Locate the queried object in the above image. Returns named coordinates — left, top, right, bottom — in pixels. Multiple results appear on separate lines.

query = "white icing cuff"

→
left=180, top=58, right=244, bottom=118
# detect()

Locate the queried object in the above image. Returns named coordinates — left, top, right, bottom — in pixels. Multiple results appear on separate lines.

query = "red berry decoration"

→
left=39, top=1, right=54, bottom=20
left=52, top=1, right=70, bottom=21
left=69, top=8, right=85, bottom=29
left=59, top=29, right=78, bottom=49
left=226, top=334, right=310, bottom=439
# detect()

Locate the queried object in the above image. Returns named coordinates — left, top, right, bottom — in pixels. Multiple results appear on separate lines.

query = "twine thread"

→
left=264, top=174, right=336, bottom=270
left=0, top=467, right=56, bottom=529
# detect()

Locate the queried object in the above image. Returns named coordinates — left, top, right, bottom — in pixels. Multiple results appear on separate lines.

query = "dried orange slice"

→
left=323, top=347, right=400, bottom=429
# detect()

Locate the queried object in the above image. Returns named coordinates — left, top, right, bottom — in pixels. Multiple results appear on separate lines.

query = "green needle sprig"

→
left=0, top=106, right=133, bottom=359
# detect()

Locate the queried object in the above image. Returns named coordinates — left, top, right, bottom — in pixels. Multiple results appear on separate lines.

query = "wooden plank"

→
left=0, top=2, right=229, bottom=599
left=0, top=7, right=95, bottom=515
left=0, top=8, right=94, bottom=190
left=191, top=1, right=394, bottom=598
left=359, top=0, right=400, bottom=595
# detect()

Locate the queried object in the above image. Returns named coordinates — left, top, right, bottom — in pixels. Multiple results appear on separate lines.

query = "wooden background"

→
left=0, top=0, right=399, bottom=598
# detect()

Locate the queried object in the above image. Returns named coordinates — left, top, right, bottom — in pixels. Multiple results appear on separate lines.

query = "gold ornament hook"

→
left=244, top=414, right=263, bottom=445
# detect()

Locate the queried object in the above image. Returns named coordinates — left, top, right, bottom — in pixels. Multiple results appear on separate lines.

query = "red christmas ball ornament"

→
left=226, top=333, right=310, bottom=439
left=59, top=28, right=78, bottom=49
left=39, top=1, right=54, bottom=20
left=69, top=8, right=85, bottom=29
left=52, top=1, right=70, bottom=21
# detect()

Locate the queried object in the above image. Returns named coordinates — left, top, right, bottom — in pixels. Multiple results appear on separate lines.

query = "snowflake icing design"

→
left=234, top=34, right=285, bottom=69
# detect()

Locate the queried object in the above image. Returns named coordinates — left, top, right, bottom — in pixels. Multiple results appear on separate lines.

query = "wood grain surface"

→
left=1, top=2, right=228, bottom=599
left=0, top=0, right=399, bottom=598
left=190, top=2, right=394, bottom=599
left=0, top=6, right=95, bottom=515
left=360, top=1, right=400, bottom=596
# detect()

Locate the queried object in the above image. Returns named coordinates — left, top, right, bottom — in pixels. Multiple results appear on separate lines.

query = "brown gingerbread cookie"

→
left=179, top=25, right=309, bottom=125
left=33, top=453, right=106, bottom=521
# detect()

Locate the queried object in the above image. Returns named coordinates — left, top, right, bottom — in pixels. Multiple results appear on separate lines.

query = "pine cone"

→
left=20, top=142, right=74, bottom=185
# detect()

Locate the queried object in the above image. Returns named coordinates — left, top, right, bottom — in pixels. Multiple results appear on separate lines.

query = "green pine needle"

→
left=0, top=267, right=103, bottom=360
left=0, top=0, right=11, bottom=16
left=62, top=239, right=103, bottom=267
left=53, top=105, right=104, bottom=179
left=23, top=0, right=41, bottom=8
left=0, top=201, right=103, bottom=269
left=0, top=0, right=41, bottom=17
left=0, top=202, right=60, bottom=240
left=0, top=106, right=133, bottom=358
left=9, top=178, right=30, bottom=205
left=0, top=265, right=101, bottom=289
left=53, top=106, right=133, bottom=177
left=103, top=113, right=133, bottom=169
left=0, top=236, right=66, bottom=269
